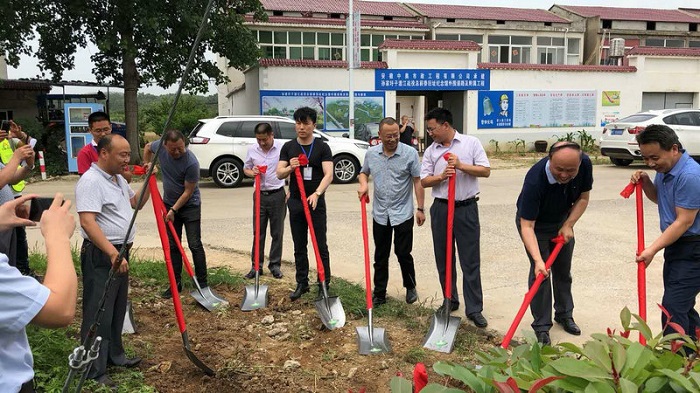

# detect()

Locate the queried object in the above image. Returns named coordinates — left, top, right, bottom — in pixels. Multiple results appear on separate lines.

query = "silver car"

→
left=188, top=115, right=369, bottom=188
left=600, top=109, right=700, bottom=166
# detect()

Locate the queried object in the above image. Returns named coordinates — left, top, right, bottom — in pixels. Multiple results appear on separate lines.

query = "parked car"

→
left=600, top=109, right=700, bottom=166
left=188, top=115, right=369, bottom=188
left=353, top=122, right=419, bottom=149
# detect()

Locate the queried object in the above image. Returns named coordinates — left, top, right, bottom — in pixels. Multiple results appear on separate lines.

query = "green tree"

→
left=1, top=0, right=265, bottom=160
left=140, top=95, right=216, bottom=135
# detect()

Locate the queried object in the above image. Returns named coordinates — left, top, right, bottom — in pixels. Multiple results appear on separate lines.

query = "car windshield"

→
left=617, top=114, right=657, bottom=123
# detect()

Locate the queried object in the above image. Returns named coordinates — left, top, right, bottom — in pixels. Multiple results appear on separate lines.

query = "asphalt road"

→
left=25, top=162, right=667, bottom=345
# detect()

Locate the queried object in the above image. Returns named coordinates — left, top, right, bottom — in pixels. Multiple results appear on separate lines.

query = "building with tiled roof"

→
left=218, top=2, right=700, bottom=150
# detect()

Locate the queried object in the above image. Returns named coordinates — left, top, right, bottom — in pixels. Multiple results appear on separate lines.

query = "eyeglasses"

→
left=548, top=142, right=581, bottom=156
left=426, top=122, right=445, bottom=133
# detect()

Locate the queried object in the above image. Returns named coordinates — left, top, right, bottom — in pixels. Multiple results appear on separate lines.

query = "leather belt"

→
left=261, top=187, right=284, bottom=196
left=434, top=196, right=479, bottom=207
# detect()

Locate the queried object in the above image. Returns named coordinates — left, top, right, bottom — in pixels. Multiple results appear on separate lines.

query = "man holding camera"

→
left=76, top=135, right=150, bottom=387
left=0, top=194, right=77, bottom=393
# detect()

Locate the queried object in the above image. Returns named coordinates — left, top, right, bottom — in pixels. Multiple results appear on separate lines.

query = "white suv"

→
left=188, top=116, right=370, bottom=188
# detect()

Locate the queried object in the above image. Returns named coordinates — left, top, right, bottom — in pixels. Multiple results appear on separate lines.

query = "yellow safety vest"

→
left=0, top=139, right=26, bottom=192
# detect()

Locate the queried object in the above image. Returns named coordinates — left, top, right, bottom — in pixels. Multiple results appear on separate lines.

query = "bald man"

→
left=515, top=141, right=593, bottom=345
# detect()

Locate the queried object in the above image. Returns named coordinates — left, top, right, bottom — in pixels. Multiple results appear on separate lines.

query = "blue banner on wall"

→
left=260, top=90, right=385, bottom=134
left=375, top=69, right=490, bottom=91
left=478, top=91, right=513, bottom=129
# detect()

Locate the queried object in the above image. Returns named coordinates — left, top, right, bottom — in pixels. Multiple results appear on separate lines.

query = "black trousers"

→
left=662, top=241, right=700, bottom=338
left=372, top=216, right=416, bottom=298
left=516, top=218, right=575, bottom=333
left=165, top=204, right=208, bottom=287
left=250, top=189, right=286, bottom=270
left=15, top=226, right=29, bottom=274
left=430, top=200, right=483, bottom=316
left=287, top=196, right=330, bottom=285
left=80, top=240, right=130, bottom=379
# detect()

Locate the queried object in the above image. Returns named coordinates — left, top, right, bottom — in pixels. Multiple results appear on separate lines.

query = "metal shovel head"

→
left=192, top=286, right=229, bottom=312
left=122, top=300, right=136, bottom=334
left=182, top=331, right=216, bottom=376
left=356, top=326, right=391, bottom=355
left=241, top=283, right=269, bottom=311
left=314, top=295, right=346, bottom=329
left=423, top=313, right=462, bottom=353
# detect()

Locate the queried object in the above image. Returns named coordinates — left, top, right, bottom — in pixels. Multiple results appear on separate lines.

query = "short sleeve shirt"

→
left=149, top=141, right=201, bottom=207
left=279, top=138, right=333, bottom=199
left=0, top=253, right=50, bottom=392
left=655, top=152, right=700, bottom=235
left=77, top=142, right=99, bottom=175
left=420, top=132, right=490, bottom=200
left=361, top=143, right=420, bottom=225
left=516, top=155, right=593, bottom=224
left=76, top=163, right=136, bottom=243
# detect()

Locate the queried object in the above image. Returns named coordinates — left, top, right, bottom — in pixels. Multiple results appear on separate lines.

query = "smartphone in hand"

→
left=29, top=197, right=61, bottom=222
left=0, top=120, right=9, bottom=132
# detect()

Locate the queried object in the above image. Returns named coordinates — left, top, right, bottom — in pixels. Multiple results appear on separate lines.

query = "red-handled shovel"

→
left=621, top=181, right=646, bottom=345
left=242, top=166, right=269, bottom=311
left=148, top=176, right=228, bottom=312
left=356, top=194, right=391, bottom=354
left=148, top=174, right=215, bottom=376
left=501, top=235, right=566, bottom=348
left=423, top=153, right=461, bottom=353
left=294, top=154, right=346, bottom=329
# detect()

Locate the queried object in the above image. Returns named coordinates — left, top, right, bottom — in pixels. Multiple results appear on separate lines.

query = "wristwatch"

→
left=417, top=207, right=425, bottom=212
left=314, top=190, right=322, bottom=197
left=170, top=207, right=179, bottom=214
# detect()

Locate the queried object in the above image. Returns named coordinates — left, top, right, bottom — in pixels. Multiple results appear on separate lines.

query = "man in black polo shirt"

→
left=516, top=141, right=593, bottom=345
left=276, top=107, right=334, bottom=300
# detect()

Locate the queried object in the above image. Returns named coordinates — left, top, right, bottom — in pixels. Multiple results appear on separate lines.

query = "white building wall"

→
left=613, top=21, right=647, bottom=30
left=227, top=70, right=260, bottom=116
left=0, top=56, right=7, bottom=79
left=656, top=22, right=690, bottom=32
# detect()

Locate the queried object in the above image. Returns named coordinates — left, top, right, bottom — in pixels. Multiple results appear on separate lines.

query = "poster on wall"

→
left=477, top=90, right=597, bottom=129
left=478, top=90, right=513, bottom=129
left=260, top=90, right=385, bottom=134
left=602, top=91, right=620, bottom=106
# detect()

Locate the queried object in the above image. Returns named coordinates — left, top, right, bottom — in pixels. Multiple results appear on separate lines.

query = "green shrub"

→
left=391, top=306, right=700, bottom=392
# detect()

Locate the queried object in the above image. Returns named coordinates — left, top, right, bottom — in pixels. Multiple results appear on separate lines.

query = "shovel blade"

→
left=182, top=331, right=216, bottom=376
left=122, top=300, right=136, bottom=334
left=356, top=326, right=391, bottom=355
left=241, top=284, right=269, bottom=311
left=192, top=287, right=229, bottom=312
left=314, top=295, right=346, bottom=329
left=422, top=313, right=461, bottom=353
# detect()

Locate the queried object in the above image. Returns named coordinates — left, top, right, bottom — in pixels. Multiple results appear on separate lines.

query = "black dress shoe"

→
left=270, top=268, right=283, bottom=279
left=467, top=312, right=488, bottom=328
left=536, top=331, right=551, bottom=346
left=405, top=288, right=418, bottom=304
left=555, top=317, right=581, bottom=335
left=289, top=284, right=309, bottom=301
left=110, top=356, right=142, bottom=368
left=161, top=284, right=182, bottom=299
left=372, top=296, right=386, bottom=307
left=436, top=301, right=459, bottom=314
left=244, top=269, right=263, bottom=279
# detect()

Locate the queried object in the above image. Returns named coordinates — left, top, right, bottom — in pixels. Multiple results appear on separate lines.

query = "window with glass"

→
left=255, top=30, right=315, bottom=60
left=359, top=33, right=424, bottom=61
left=646, top=38, right=685, bottom=48
left=536, top=37, right=565, bottom=64
left=488, top=35, right=531, bottom=63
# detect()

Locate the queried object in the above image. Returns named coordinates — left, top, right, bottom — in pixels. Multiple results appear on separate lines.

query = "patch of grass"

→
left=403, top=347, right=427, bottom=364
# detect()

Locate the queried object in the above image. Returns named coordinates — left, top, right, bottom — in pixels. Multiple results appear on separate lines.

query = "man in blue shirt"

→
left=631, top=124, right=700, bottom=338
left=144, top=130, right=209, bottom=298
left=1, top=194, right=77, bottom=393
left=516, top=141, right=593, bottom=345
left=358, top=117, right=425, bottom=306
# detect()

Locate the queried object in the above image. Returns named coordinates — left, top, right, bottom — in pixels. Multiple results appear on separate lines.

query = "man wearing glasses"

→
left=516, top=141, right=593, bottom=345
left=77, top=112, right=132, bottom=182
left=420, top=107, right=490, bottom=328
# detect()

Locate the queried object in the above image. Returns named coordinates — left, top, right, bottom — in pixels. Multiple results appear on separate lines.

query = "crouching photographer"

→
left=0, top=194, right=77, bottom=393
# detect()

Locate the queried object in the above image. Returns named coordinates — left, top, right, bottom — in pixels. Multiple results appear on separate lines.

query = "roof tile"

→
left=556, top=5, right=700, bottom=23
left=261, top=0, right=414, bottom=17
left=478, top=63, right=637, bottom=72
left=258, top=59, right=388, bottom=68
left=379, top=39, right=480, bottom=51
left=627, top=46, right=700, bottom=57
left=245, top=15, right=427, bottom=29
left=407, top=3, right=569, bottom=23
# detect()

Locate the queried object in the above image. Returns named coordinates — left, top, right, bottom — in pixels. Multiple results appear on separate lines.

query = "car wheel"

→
left=333, top=155, right=359, bottom=184
left=610, top=158, right=633, bottom=167
left=212, top=158, right=243, bottom=188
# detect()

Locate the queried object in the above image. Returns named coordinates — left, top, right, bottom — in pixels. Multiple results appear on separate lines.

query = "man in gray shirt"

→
left=144, top=130, right=209, bottom=298
left=76, top=135, right=150, bottom=387
left=358, top=117, right=425, bottom=306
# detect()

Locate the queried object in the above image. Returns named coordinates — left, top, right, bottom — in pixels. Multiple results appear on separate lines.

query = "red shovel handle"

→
left=360, top=195, right=372, bottom=309
left=443, top=153, right=455, bottom=300
left=294, top=154, right=327, bottom=282
left=635, top=182, right=647, bottom=344
left=148, top=176, right=187, bottom=334
left=254, top=171, right=261, bottom=272
left=501, top=235, right=566, bottom=348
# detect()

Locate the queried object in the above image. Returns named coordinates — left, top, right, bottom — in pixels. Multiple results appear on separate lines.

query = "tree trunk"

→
left=123, top=51, right=140, bottom=163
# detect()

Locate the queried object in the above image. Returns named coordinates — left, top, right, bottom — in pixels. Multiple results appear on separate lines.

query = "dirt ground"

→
left=125, top=249, right=497, bottom=393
